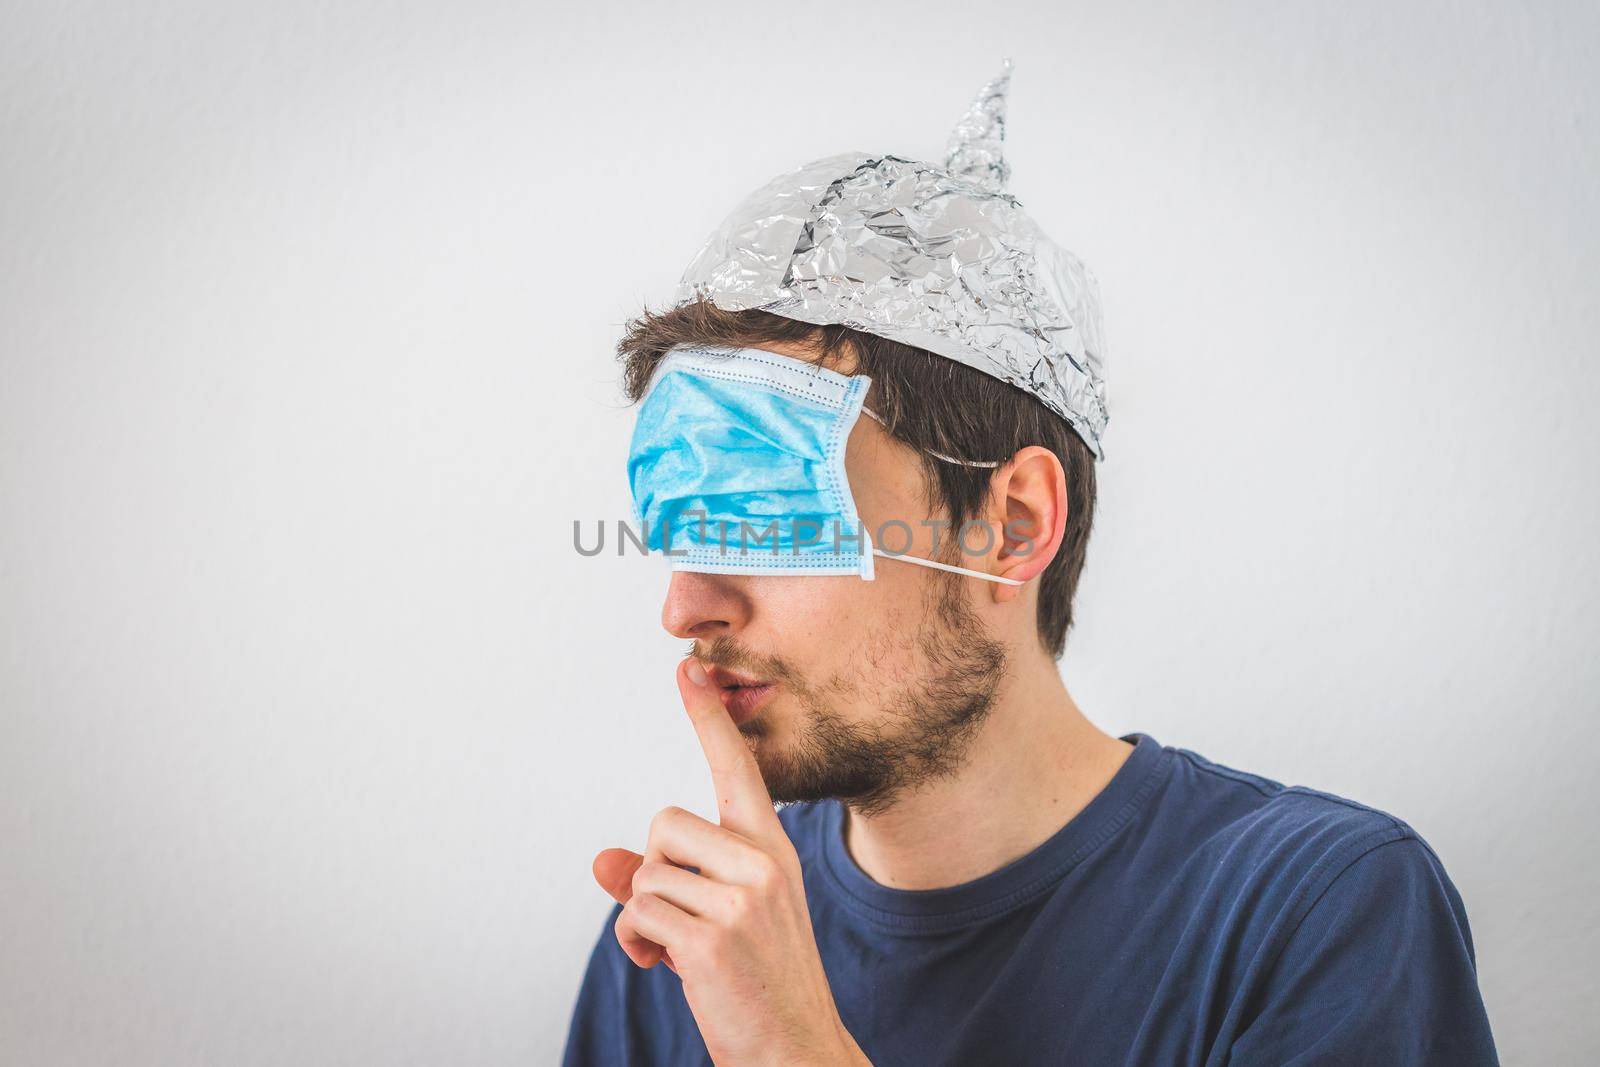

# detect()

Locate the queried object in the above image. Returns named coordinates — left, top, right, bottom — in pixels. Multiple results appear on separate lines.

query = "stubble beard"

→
left=693, top=571, right=1009, bottom=819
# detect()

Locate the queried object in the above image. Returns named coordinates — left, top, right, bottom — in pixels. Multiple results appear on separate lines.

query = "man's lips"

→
left=702, top=663, right=776, bottom=725
left=704, top=663, right=768, bottom=688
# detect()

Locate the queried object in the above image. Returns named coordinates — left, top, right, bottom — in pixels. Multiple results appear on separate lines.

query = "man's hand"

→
left=590, top=657, right=870, bottom=1067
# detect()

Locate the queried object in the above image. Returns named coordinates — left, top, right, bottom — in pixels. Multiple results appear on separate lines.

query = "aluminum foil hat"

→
left=674, top=57, right=1110, bottom=460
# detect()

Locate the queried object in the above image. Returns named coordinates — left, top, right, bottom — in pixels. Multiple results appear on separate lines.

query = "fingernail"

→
left=686, top=659, right=707, bottom=687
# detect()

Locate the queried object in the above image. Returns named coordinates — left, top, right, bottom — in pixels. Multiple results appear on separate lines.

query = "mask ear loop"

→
left=857, top=406, right=1024, bottom=586
left=859, top=406, right=1003, bottom=469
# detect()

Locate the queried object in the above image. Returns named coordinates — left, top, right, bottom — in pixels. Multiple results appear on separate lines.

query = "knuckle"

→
left=750, top=852, right=784, bottom=889
left=649, top=805, right=686, bottom=836
left=709, top=752, right=749, bottom=779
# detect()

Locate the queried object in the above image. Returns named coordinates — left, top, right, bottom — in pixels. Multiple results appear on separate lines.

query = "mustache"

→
left=688, top=635, right=798, bottom=687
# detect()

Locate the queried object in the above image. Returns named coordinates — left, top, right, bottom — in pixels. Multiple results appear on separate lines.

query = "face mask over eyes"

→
left=626, top=345, right=1024, bottom=586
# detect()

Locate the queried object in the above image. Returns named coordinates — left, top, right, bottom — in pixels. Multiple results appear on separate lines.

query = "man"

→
left=563, top=61, right=1497, bottom=1065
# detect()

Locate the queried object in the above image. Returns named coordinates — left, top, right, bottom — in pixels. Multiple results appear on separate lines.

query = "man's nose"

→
left=661, top=570, right=752, bottom=640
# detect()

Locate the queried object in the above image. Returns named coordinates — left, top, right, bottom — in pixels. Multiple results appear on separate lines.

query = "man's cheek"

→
left=763, top=586, right=869, bottom=645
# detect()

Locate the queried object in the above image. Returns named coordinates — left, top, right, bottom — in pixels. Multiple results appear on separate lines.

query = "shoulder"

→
left=1169, top=752, right=1500, bottom=1061
left=1145, top=739, right=1478, bottom=960
left=1138, top=740, right=1473, bottom=941
left=1154, top=740, right=1421, bottom=877
left=1141, top=742, right=1489, bottom=1022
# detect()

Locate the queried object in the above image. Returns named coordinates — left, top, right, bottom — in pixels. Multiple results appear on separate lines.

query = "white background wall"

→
left=3, top=1, right=1596, bottom=1063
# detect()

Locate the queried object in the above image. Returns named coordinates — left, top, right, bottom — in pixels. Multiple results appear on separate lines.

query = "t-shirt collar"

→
left=817, top=732, right=1171, bottom=931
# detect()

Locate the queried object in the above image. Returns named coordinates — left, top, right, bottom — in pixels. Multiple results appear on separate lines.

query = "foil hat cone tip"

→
left=944, top=56, right=1013, bottom=194
left=674, top=57, right=1111, bottom=460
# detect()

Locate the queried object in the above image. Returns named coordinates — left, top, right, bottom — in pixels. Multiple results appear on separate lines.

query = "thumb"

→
left=592, top=847, right=644, bottom=904
left=591, top=846, right=678, bottom=975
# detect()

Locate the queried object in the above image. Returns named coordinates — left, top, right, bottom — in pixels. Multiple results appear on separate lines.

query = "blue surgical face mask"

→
left=626, top=345, right=1023, bottom=586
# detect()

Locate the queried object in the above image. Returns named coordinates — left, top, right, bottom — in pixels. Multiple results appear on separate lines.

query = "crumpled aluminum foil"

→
left=674, top=57, right=1111, bottom=460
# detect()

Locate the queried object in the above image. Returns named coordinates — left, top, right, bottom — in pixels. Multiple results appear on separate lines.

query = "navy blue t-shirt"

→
left=562, top=733, right=1498, bottom=1065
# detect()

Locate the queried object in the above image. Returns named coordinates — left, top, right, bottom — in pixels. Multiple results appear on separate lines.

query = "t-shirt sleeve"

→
left=1227, top=834, right=1499, bottom=1066
left=561, top=902, right=628, bottom=1067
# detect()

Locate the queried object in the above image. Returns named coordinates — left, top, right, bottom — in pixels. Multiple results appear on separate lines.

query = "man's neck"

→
left=840, top=653, right=1133, bottom=891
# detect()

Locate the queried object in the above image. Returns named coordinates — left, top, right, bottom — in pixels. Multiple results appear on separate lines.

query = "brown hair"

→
left=616, top=298, right=1098, bottom=659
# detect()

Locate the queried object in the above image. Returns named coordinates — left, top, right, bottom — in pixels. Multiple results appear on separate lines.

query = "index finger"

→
left=678, top=657, right=784, bottom=843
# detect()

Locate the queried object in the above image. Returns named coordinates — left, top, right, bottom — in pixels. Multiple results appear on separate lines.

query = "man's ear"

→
left=988, top=445, right=1068, bottom=603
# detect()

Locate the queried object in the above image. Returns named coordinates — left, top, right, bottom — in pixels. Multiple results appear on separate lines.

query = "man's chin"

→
left=740, top=727, right=816, bottom=803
